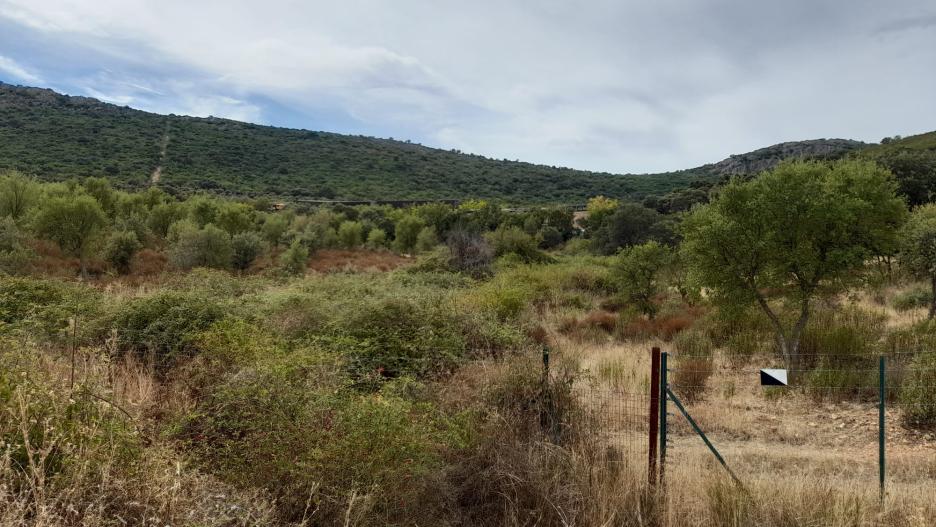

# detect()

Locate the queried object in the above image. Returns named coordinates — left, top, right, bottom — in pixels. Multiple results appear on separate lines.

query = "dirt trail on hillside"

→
left=151, top=120, right=170, bottom=184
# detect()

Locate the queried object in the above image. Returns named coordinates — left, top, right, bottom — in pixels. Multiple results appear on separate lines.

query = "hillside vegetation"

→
left=3, top=159, right=936, bottom=525
left=0, top=83, right=873, bottom=203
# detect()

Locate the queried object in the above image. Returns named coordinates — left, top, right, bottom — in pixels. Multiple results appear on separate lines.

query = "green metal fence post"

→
left=879, top=354, right=885, bottom=508
left=659, top=351, right=668, bottom=489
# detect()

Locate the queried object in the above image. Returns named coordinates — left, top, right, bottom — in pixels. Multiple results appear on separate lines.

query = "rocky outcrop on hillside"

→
left=708, top=139, right=866, bottom=177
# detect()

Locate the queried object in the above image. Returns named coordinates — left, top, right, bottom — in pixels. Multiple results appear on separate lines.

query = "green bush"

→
left=336, top=294, right=466, bottom=385
left=415, top=226, right=439, bottom=253
left=0, top=216, right=34, bottom=275
left=900, top=351, right=936, bottom=427
left=485, top=225, right=552, bottom=263
left=366, top=227, right=388, bottom=248
left=0, top=277, right=101, bottom=342
left=800, top=308, right=884, bottom=398
left=0, top=342, right=143, bottom=520
left=279, top=240, right=309, bottom=275
left=231, top=231, right=264, bottom=271
left=673, top=328, right=714, bottom=357
left=393, top=214, right=425, bottom=253
left=168, top=221, right=233, bottom=270
left=892, top=286, right=931, bottom=311
left=111, top=290, right=226, bottom=368
left=337, top=220, right=364, bottom=248
left=176, top=350, right=446, bottom=523
left=103, top=230, right=141, bottom=274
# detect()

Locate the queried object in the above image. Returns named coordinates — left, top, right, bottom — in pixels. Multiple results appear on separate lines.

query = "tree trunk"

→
left=755, top=294, right=810, bottom=370
left=786, top=300, right=811, bottom=372
left=79, top=254, right=88, bottom=280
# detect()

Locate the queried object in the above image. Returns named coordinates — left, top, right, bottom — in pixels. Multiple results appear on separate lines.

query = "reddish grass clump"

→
left=130, top=249, right=168, bottom=276
left=672, top=357, right=714, bottom=403
left=655, top=315, right=693, bottom=340
left=581, top=310, right=618, bottom=333
left=559, top=310, right=618, bottom=341
left=616, top=304, right=705, bottom=341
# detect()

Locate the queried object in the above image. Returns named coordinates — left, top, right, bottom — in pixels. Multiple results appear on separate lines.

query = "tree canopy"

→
left=680, top=159, right=907, bottom=365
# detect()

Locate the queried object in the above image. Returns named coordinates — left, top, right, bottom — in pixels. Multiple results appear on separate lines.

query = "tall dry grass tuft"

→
left=447, top=355, right=663, bottom=527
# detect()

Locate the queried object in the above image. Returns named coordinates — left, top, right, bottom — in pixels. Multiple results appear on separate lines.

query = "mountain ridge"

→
left=0, top=82, right=891, bottom=203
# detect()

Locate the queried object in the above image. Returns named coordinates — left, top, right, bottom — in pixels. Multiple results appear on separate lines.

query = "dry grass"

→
left=306, top=249, right=412, bottom=273
left=551, top=293, right=936, bottom=527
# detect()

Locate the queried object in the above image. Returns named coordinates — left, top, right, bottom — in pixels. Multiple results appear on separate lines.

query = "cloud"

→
left=0, top=0, right=934, bottom=173
left=0, top=54, right=42, bottom=83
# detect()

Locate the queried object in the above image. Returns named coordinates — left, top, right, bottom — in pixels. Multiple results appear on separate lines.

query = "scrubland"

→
left=2, top=252, right=936, bottom=527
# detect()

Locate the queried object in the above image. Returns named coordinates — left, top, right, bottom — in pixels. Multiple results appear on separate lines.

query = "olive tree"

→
left=32, top=195, right=108, bottom=278
left=681, top=160, right=906, bottom=366
left=613, top=240, right=672, bottom=319
left=899, top=204, right=936, bottom=318
left=0, top=170, right=39, bottom=222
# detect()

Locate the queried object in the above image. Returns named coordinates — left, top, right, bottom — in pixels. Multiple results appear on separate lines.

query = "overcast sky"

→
left=1, top=0, right=934, bottom=174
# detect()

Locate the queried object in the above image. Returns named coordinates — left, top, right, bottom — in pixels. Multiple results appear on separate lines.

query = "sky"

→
left=0, top=0, right=935, bottom=174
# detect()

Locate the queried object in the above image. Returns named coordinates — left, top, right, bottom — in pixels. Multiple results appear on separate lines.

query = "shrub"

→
left=0, top=277, right=101, bottom=342
left=103, top=230, right=141, bottom=274
left=892, top=286, right=931, bottom=311
left=111, top=291, right=225, bottom=368
left=446, top=229, right=493, bottom=278
left=612, top=241, right=671, bottom=319
left=485, top=225, right=552, bottom=263
left=176, top=351, right=446, bottom=523
left=0, top=342, right=174, bottom=526
left=799, top=308, right=884, bottom=398
left=366, top=227, right=388, bottom=248
left=279, top=240, right=308, bottom=275
left=537, top=225, right=564, bottom=249
left=394, top=214, right=425, bottom=253
left=338, top=294, right=466, bottom=385
left=415, top=225, right=439, bottom=253
left=231, top=231, right=264, bottom=271
left=0, top=216, right=34, bottom=275
left=672, top=356, right=713, bottom=404
left=168, top=221, right=233, bottom=270
left=673, top=328, right=714, bottom=357
left=900, top=351, right=936, bottom=427
left=337, top=220, right=364, bottom=248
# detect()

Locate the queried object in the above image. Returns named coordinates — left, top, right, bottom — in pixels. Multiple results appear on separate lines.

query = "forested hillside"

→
left=0, top=83, right=873, bottom=203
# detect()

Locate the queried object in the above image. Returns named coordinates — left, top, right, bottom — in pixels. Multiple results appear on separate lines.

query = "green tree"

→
left=583, top=195, right=619, bottom=232
left=681, top=160, right=907, bottom=366
left=80, top=177, right=117, bottom=217
left=215, top=202, right=255, bottom=236
left=0, top=170, right=39, bottom=222
left=614, top=241, right=672, bottom=319
left=337, top=220, right=364, bottom=249
left=261, top=213, right=290, bottom=247
left=231, top=231, right=264, bottom=271
left=103, top=230, right=142, bottom=274
left=393, top=215, right=425, bottom=253
left=415, top=226, right=439, bottom=253
left=187, top=195, right=220, bottom=227
left=366, top=228, right=388, bottom=249
left=899, top=204, right=936, bottom=318
left=32, top=195, right=108, bottom=278
left=148, top=202, right=186, bottom=238
left=591, top=202, right=662, bottom=254
left=168, top=221, right=233, bottom=270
